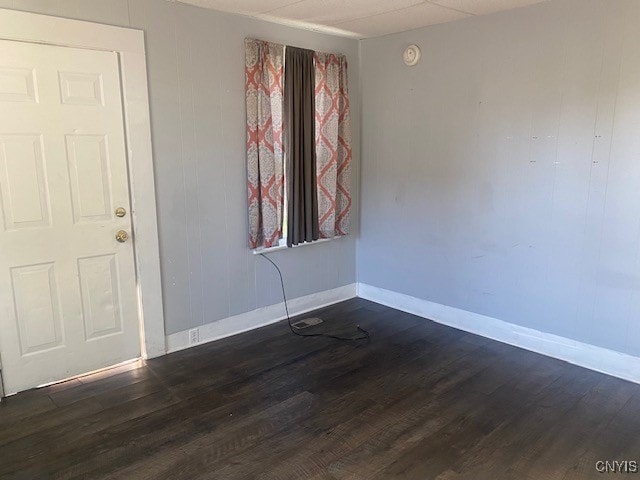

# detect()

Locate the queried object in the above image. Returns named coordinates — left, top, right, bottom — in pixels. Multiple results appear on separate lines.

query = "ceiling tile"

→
left=175, top=0, right=299, bottom=15
left=173, top=0, right=550, bottom=38
left=428, top=0, right=547, bottom=16
left=335, top=2, right=470, bottom=38
left=265, top=0, right=425, bottom=26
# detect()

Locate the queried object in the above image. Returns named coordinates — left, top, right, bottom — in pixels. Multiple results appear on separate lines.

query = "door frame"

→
left=0, top=9, right=166, bottom=360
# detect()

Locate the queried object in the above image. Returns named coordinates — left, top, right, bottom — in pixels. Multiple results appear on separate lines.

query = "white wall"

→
left=0, top=0, right=359, bottom=335
left=8, top=0, right=640, bottom=363
left=359, top=0, right=640, bottom=357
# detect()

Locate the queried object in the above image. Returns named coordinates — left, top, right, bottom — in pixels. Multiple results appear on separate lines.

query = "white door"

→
left=0, top=40, right=140, bottom=394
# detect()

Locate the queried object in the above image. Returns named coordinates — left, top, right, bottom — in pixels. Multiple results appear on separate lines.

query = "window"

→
left=245, top=39, right=352, bottom=251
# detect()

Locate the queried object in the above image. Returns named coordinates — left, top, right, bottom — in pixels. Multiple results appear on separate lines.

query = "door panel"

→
left=66, top=134, right=112, bottom=223
left=11, top=262, right=64, bottom=355
left=78, top=254, right=123, bottom=340
left=58, top=71, right=104, bottom=106
left=0, top=40, right=140, bottom=394
left=0, top=134, right=50, bottom=230
left=0, top=66, right=37, bottom=103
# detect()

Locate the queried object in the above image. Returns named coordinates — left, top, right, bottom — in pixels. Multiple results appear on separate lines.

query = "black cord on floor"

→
left=259, top=253, right=370, bottom=342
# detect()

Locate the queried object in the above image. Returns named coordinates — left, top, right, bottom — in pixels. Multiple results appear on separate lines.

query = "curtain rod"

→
left=245, top=37, right=347, bottom=60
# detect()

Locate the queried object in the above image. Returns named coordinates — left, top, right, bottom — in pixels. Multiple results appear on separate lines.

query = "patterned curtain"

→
left=314, top=52, right=352, bottom=238
left=245, top=39, right=285, bottom=249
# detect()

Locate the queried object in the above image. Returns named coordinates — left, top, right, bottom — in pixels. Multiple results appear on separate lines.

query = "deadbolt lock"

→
left=115, top=207, right=127, bottom=217
left=115, top=230, right=129, bottom=243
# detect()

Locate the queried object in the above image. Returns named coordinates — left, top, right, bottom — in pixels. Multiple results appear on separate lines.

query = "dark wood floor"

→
left=1, top=298, right=639, bottom=479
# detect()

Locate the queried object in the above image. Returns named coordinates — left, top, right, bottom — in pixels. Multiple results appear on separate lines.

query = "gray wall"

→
left=359, top=0, right=640, bottom=357
left=0, top=0, right=359, bottom=335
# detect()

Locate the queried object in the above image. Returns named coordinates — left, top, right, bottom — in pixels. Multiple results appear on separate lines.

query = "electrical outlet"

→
left=188, top=328, right=200, bottom=345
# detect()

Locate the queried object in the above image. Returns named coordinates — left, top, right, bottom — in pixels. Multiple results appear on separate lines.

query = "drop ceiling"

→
left=173, top=0, right=548, bottom=38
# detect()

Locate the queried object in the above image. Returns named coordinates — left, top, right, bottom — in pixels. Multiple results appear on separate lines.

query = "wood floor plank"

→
left=0, top=390, right=180, bottom=478
left=1, top=299, right=639, bottom=479
left=58, top=310, right=429, bottom=478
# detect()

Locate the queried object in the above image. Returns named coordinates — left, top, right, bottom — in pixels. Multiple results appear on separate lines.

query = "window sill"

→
left=252, top=236, right=339, bottom=255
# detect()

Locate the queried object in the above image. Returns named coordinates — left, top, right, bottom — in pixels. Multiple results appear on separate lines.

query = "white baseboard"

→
left=166, top=283, right=357, bottom=353
left=358, top=283, right=640, bottom=385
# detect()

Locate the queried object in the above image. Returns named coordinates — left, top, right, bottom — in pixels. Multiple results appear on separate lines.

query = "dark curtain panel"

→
left=284, top=46, right=319, bottom=247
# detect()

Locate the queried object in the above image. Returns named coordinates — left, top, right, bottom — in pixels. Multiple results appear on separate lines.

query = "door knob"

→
left=115, top=230, right=129, bottom=243
left=115, top=207, right=127, bottom=217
